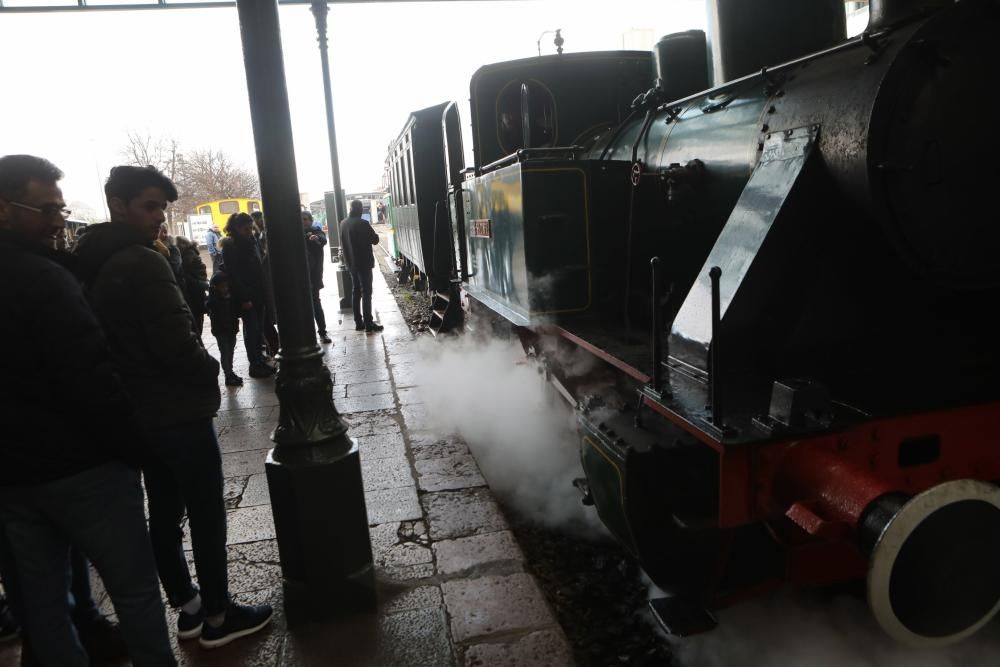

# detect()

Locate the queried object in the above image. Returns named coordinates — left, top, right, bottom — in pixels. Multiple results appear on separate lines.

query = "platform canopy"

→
left=0, top=0, right=500, bottom=11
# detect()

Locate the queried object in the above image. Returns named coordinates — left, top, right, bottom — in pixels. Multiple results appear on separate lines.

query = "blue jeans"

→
left=144, top=418, right=229, bottom=617
left=0, top=463, right=174, bottom=666
left=352, top=268, right=374, bottom=327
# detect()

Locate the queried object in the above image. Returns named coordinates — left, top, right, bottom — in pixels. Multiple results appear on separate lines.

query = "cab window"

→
left=219, top=201, right=240, bottom=215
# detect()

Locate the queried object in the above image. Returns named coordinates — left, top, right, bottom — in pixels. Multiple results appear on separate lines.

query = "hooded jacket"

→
left=75, top=222, right=220, bottom=430
left=219, top=234, right=266, bottom=306
left=0, top=230, right=142, bottom=486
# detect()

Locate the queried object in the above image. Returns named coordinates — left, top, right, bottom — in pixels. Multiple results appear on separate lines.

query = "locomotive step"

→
left=648, top=596, right=718, bottom=638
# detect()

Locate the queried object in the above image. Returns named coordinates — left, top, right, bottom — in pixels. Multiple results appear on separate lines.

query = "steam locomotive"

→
left=383, top=0, right=1000, bottom=647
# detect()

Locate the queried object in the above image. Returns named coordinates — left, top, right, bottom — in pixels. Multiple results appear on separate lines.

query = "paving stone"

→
left=335, top=366, right=391, bottom=385
left=332, top=353, right=386, bottom=373
left=423, top=489, right=509, bottom=541
left=356, top=432, right=407, bottom=461
left=247, top=390, right=281, bottom=408
left=462, top=629, right=575, bottom=667
left=409, top=434, right=471, bottom=461
left=383, top=562, right=436, bottom=581
left=219, top=389, right=257, bottom=411
left=396, top=386, right=424, bottom=406
left=226, top=505, right=276, bottom=545
left=387, top=350, right=423, bottom=366
left=400, top=403, right=440, bottom=432
left=346, top=380, right=393, bottom=397
left=223, top=475, right=249, bottom=509
left=361, top=455, right=415, bottom=491
left=365, top=486, right=423, bottom=525
left=389, top=363, right=421, bottom=388
left=221, top=448, right=269, bottom=478
left=381, top=585, right=443, bottom=615
left=343, top=410, right=400, bottom=436
left=415, top=454, right=486, bottom=492
left=369, top=522, right=433, bottom=577
left=190, top=540, right=282, bottom=595
left=218, top=421, right=277, bottom=454
left=239, top=473, right=270, bottom=507
left=433, top=531, right=524, bottom=577
left=338, top=393, right=396, bottom=414
left=442, top=573, right=556, bottom=643
left=282, top=606, right=452, bottom=667
left=215, top=406, right=276, bottom=427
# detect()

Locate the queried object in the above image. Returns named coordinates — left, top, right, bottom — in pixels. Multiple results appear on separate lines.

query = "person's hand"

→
left=308, top=234, right=319, bottom=243
left=242, top=301, right=253, bottom=311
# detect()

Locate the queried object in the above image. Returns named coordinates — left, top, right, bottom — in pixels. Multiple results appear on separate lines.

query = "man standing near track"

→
left=339, top=199, right=382, bottom=333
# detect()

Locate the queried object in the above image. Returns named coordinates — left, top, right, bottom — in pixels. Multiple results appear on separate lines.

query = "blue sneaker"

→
left=176, top=608, right=204, bottom=640
left=199, top=603, right=273, bottom=649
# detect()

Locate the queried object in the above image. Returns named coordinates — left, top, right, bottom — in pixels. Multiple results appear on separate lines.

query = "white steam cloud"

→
left=666, top=590, right=1000, bottom=666
left=412, top=335, right=606, bottom=536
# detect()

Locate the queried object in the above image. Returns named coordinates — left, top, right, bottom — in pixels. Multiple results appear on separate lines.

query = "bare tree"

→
left=120, top=133, right=260, bottom=232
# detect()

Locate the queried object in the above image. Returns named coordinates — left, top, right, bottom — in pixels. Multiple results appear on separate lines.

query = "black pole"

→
left=650, top=256, right=662, bottom=392
left=235, top=0, right=374, bottom=622
left=709, top=265, right=723, bottom=427
left=310, top=0, right=347, bottom=249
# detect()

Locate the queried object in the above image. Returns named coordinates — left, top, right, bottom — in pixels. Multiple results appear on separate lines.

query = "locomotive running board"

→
left=649, top=596, right=719, bottom=637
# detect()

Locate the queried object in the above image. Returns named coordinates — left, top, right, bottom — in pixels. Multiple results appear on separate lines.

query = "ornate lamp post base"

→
left=266, top=440, right=375, bottom=625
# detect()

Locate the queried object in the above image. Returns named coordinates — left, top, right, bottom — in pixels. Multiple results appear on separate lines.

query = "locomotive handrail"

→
left=479, top=146, right=585, bottom=175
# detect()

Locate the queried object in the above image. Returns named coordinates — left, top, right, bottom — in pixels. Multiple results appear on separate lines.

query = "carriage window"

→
left=497, top=79, right=557, bottom=155
left=248, top=201, right=261, bottom=212
left=198, top=206, right=212, bottom=215
left=405, top=145, right=416, bottom=205
left=218, top=200, right=240, bottom=214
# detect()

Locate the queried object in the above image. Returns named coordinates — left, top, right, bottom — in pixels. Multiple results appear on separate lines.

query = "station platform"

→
left=0, top=255, right=574, bottom=666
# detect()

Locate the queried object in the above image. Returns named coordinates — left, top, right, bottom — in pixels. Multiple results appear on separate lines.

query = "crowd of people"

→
left=0, top=154, right=366, bottom=665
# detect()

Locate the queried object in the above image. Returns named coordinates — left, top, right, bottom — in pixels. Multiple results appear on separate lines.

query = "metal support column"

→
left=235, top=0, right=374, bottom=623
left=310, top=0, right=346, bottom=255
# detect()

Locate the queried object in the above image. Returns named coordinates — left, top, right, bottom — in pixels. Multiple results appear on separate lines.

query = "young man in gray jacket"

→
left=75, top=165, right=272, bottom=649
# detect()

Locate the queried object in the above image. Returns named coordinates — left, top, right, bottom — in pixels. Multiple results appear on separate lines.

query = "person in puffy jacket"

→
left=75, top=165, right=272, bottom=650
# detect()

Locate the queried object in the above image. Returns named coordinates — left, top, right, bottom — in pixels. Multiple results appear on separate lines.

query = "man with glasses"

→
left=0, top=154, right=175, bottom=665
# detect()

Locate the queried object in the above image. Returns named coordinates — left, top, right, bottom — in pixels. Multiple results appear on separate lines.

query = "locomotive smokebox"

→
left=705, top=0, right=846, bottom=84
left=653, top=30, right=710, bottom=103
left=776, top=448, right=1000, bottom=646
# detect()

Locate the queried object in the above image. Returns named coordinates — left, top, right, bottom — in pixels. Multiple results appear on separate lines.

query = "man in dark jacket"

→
left=302, top=210, right=332, bottom=343
left=75, top=165, right=272, bottom=650
left=219, top=212, right=274, bottom=377
left=0, top=154, right=175, bottom=665
left=340, top=199, right=383, bottom=333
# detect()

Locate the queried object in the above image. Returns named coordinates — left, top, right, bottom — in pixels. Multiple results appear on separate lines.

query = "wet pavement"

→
left=0, top=247, right=573, bottom=666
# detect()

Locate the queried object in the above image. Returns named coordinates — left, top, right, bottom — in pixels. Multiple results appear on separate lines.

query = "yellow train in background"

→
left=195, top=198, right=262, bottom=229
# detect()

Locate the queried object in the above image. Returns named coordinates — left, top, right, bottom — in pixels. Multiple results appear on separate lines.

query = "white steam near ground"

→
left=411, top=334, right=1000, bottom=666
left=412, top=335, right=606, bottom=537
left=665, top=588, right=1000, bottom=667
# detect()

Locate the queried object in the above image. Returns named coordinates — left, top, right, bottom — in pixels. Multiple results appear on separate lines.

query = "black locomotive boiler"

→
left=383, top=0, right=1000, bottom=646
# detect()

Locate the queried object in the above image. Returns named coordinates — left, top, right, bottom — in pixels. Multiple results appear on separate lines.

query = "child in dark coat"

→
left=207, top=272, right=241, bottom=386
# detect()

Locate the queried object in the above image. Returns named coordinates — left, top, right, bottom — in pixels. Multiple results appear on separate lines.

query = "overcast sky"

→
left=0, top=0, right=710, bottom=217
left=1, top=1, right=869, bottom=219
